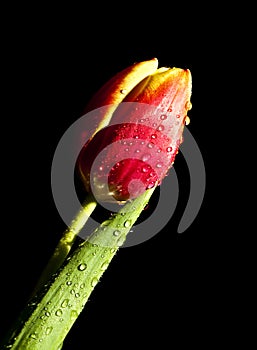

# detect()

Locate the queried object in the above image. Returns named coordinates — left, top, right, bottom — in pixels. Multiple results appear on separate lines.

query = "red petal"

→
left=77, top=63, right=192, bottom=202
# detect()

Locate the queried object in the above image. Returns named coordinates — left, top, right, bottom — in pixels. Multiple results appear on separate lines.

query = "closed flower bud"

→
left=76, top=59, right=192, bottom=203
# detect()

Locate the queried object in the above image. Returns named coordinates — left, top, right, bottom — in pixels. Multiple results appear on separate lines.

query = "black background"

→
left=0, top=12, right=231, bottom=349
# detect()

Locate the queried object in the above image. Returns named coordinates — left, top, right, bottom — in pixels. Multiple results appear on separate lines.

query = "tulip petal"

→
left=84, top=58, right=159, bottom=134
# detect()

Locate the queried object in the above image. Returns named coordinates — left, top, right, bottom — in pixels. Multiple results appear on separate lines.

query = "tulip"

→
left=1, top=59, right=193, bottom=350
left=77, top=58, right=192, bottom=202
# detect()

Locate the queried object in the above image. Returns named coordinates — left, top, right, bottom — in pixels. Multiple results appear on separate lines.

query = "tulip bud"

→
left=76, top=59, right=192, bottom=203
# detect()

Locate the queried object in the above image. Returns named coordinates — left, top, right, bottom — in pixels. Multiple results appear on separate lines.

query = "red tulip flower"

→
left=77, top=58, right=192, bottom=203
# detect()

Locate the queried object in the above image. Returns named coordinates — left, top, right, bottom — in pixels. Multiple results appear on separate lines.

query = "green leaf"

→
left=1, top=187, right=155, bottom=350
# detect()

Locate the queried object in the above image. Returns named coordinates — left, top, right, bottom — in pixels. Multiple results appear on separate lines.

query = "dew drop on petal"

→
left=185, top=100, right=192, bottom=110
left=147, top=182, right=155, bottom=189
left=185, top=116, right=190, bottom=125
left=142, top=154, right=151, bottom=162
left=156, top=162, right=163, bottom=168
left=120, top=89, right=127, bottom=94
left=166, top=147, right=172, bottom=152
left=151, top=134, right=157, bottom=139
left=157, top=125, right=164, bottom=131
left=160, top=114, right=167, bottom=120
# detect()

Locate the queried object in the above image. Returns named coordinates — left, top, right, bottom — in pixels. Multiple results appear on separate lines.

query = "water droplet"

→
left=71, top=310, right=78, bottom=320
left=156, top=162, right=163, bottom=168
left=61, top=299, right=69, bottom=308
left=141, top=165, right=148, bottom=173
left=135, top=149, right=140, bottom=153
left=45, top=326, right=53, bottom=335
left=113, top=230, right=120, bottom=236
left=30, top=333, right=37, bottom=340
left=160, top=114, right=167, bottom=120
left=152, top=122, right=157, bottom=127
left=185, top=100, right=192, bottom=110
left=70, top=289, right=75, bottom=295
left=142, top=154, right=151, bottom=162
left=125, top=147, right=129, bottom=151
left=66, top=281, right=72, bottom=286
left=120, top=89, right=127, bottom=94
left=147, top=142, right=154, bottom=149
left=124, top=220, right=131, bottom=228
left=176, top=114, right=180, bottom=118
left=166, top=146, right=172, bottom=152
left=78, top=263, right=87, bottom=271
left=147, top=182, right=155, bottom=189
left=80, top=283, right=85, bottom=289
left=185, top=116, right=190, bottom=125
left=151, top=134, right=157, bottom=139
left=55, top=309, right=63, bottom=317
left=75, top=293, right=80, bottom=298
left=91, top=277, right=98, bottom=287
left=168, top=107, right=173, bottom=112
left=99, top=166, right=104, bottom=171
left=101, top=261, right=109, bottom=270
left=45, top=311, right=51, bottom=317
left=157, top=125, right=164, bottom=131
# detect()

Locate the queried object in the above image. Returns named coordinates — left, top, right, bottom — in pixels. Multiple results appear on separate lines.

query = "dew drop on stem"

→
left=77, top=263, right=87, bottom=271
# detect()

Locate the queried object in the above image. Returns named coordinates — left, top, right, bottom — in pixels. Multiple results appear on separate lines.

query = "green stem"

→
left=1, top=187, right=155, bottom=350
left=32, top=193, right=97, bottom=297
